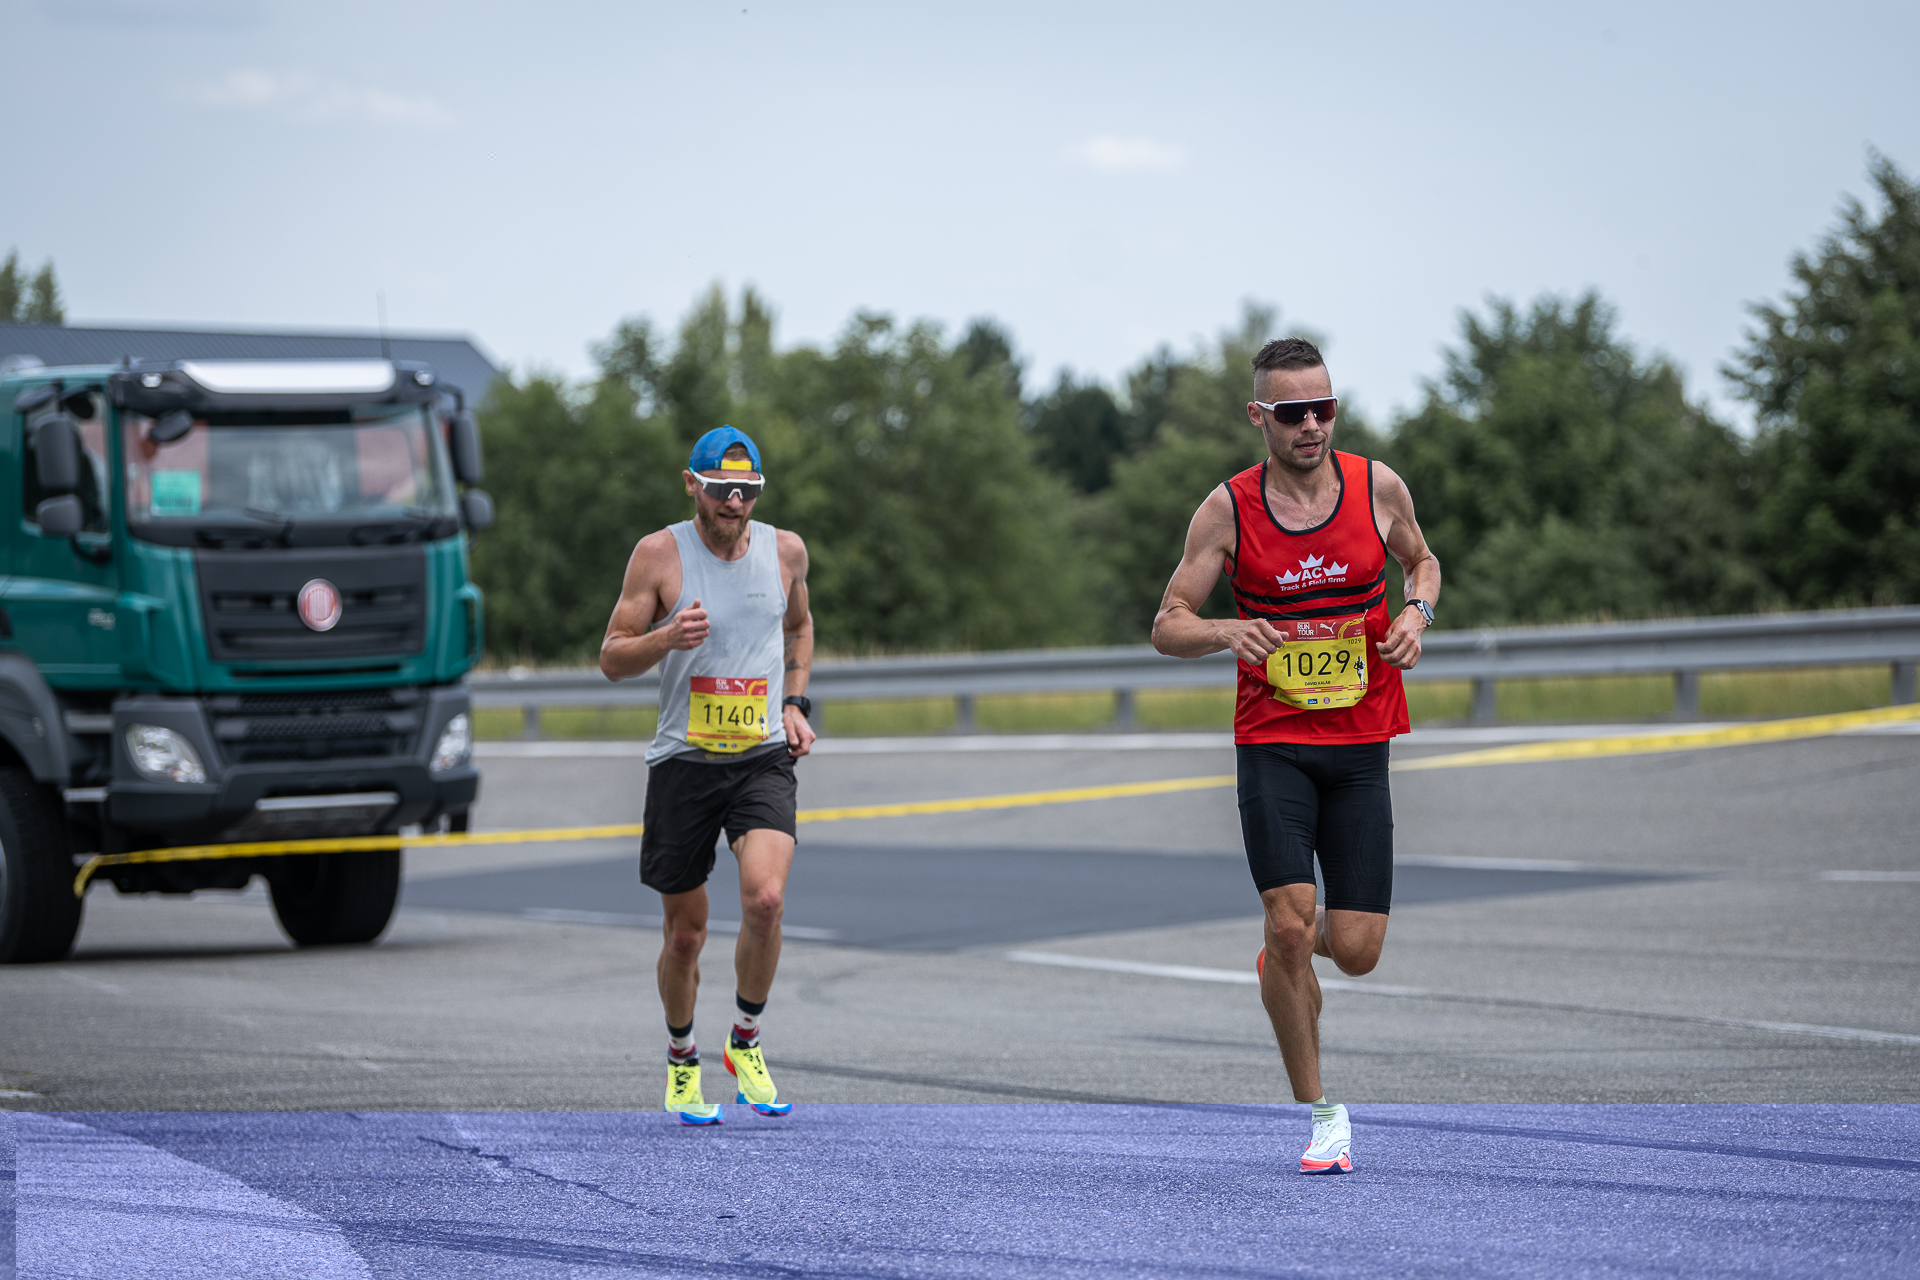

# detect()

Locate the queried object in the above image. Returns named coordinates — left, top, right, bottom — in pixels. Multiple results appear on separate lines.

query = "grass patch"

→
left=1701, top=666, right=1891, bottom=717
left=1136, top=688, right=1233, bottom=729
left=472, top=664, right=1907, bottom=739
left=1497, top=675, right=1676, bottom=722
left=473, top=705, right=658, bottom=740
left=1405, top=681, right=1473, bottom=724
left=976, top=691, right=1115, bottom=733
left=820, top=697, right=954, bottom=736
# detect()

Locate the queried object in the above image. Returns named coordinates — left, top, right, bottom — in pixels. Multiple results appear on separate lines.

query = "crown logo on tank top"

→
left=1274, top=554, right=1350, bottom=589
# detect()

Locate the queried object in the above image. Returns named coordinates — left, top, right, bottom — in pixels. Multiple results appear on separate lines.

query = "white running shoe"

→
left=1300, top=1104, right=1352, bottom=1174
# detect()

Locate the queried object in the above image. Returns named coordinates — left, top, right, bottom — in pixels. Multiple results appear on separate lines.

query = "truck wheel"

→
left=266, top=850, right=400, bottom=947
left=448, top=810, right=470, bottom=833
left=0, top=767, right=82, bottom=964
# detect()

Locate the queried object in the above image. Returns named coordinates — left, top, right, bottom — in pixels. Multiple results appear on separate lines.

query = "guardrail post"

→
left=955, top=693, right=976, bottom=733
left=1894, top=662, right=1917, bottom=706
left=1471, top=678, right=1497, bottom=725
left=1673, top=670, right=1701, bottom=721
left=1114, top=688, right=1136, bottom=730
left=520, top=705, right=542, bottom=740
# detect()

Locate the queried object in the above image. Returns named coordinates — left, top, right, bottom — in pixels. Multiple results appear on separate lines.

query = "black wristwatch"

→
left=1406, top=599, right=1435, bottom=627
left=782, top=695, right=812, bottom=719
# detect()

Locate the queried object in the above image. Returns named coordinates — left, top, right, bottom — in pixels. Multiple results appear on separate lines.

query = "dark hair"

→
left=1251, top=337, right=1325, bottom=378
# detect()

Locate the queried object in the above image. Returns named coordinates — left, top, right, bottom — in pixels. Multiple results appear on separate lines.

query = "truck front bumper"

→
left=106, top=684, right=479, bottom=842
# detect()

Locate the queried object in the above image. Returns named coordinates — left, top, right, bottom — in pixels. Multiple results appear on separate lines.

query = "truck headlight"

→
left=430, top=713, right=471, bottom=774
left=125, top=724, right=207, bottom=784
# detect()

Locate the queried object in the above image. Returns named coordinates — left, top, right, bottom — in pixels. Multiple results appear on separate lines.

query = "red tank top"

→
left=1226, top=451, right=1409, bottom=744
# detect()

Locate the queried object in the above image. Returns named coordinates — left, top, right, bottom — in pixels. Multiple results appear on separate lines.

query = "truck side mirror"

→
left=450, top=413, right=483, bottom=484
left=12, top=385, right=58, bottom=415
left=149, top=409, right=195, bottom=444
left=460, top=489, right=494, bottom=531
left=36, top=495, right=84, bottom=536
left=34, top=418, right=82, bottom=493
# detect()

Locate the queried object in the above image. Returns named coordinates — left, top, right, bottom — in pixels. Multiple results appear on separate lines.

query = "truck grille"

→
left=208, top=688, right=422, bottom=764
left=196, top=546, right=427, bottom=662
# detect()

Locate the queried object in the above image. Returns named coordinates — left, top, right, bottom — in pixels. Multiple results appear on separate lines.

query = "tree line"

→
left=0, top=250, right=65, bottom=325
left=472, top=155, right=1919, bottom=661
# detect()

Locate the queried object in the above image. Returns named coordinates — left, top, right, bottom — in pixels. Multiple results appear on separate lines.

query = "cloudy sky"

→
left=5, top=0, right=1916, bottom=425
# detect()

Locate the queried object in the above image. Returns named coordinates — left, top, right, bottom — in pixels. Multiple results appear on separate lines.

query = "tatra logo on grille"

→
left=297, top=579, right=343, bottom=632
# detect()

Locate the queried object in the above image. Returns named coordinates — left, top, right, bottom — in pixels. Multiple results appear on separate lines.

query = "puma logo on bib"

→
left=687, top=676, right=770, bottom=753
left=1264, top=616, right=1369, bottom=710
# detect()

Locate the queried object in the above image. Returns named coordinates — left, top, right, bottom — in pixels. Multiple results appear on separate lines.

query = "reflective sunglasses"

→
left=691, top=471, right=765, bottom=502
left=1254, top=397, right=1338, bottom=426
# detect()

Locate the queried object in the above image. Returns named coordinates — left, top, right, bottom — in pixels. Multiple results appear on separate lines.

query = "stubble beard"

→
left=695, top=505, right=749, bottom=552
left=1269, top=431, right=1332, bottom=476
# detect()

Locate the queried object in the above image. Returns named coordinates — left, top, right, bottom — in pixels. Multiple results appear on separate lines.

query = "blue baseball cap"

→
left=688, top=425, right=762, bottom=475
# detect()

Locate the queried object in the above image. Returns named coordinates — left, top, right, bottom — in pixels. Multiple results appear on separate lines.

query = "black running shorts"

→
left=640, top=748, right=798, bottom=895
left=1236, top=740, right=1393, bottom=914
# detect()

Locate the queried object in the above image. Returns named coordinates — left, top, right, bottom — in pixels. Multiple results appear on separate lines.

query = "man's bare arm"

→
left=1373, top=462, right=1441, bottom=670
left=778, top=530, right=817, bottom=757
left=1151, top=486, right=1286, bottom=664
left=599, top=531, right=706, bottom=681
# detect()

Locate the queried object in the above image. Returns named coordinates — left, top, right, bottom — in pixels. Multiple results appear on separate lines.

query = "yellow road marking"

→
left=795, top=775, right=1236, bottom=823
left=1392, top=702, right=1920, bottom=772
left=69, top=703, right=1918, bottom=896
left=69, top=777, right=1236, bottom=896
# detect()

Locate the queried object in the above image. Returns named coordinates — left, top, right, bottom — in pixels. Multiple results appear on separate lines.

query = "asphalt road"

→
left=4, top=727, right=1916, bottom=1111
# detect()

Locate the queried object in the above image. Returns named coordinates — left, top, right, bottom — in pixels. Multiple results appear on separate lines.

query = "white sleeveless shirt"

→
left=645, top=519, right=789, bottom=765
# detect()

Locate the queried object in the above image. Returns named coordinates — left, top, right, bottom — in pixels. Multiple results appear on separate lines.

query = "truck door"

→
left=4, top=389, right=121, bottom=682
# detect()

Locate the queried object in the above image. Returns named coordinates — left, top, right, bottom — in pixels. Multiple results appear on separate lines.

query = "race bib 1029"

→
left=1264, top=616, right=1369, bottom=710
left=687, top=676, right=769, bottom=753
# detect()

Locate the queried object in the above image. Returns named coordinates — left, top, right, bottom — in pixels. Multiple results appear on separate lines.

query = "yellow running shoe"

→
left=723, top=1039, right=793, bottom=1115
left=665, top=1063, right=723, bottom=1126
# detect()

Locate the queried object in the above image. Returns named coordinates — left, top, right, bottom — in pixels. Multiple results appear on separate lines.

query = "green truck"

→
left=0, top=357, right=490, bottom=963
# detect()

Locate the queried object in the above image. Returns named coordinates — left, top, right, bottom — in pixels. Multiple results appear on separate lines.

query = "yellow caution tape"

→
left=1392, top=702, right=1920, bottom=772
left=69, top=776, right=1236, bottom=897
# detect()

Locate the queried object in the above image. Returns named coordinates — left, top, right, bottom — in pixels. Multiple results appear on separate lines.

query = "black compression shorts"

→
left=1236, top=740, right=1393, bottom=914
left=640, top=748, right=797, bottom=896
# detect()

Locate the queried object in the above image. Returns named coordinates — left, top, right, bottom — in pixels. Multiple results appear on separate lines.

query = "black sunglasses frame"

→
left=1254, top=397, right=1338, bottom=427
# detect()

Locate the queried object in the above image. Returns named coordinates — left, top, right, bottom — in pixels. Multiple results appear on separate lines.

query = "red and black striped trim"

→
left=1234, top=583, right=1388, bottom=622
left=1233, top=566, right=1388, bottom=609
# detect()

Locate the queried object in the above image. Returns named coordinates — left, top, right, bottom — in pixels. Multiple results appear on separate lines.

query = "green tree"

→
left=472, top=374, right=686, bottom=660
left=474, top=288, right=1102, bottom=660
left=1387, top=292, right=1761, bottom=625
left=0, top=251, right=64, bottom=324
left=766, top=312, right=1100, bottom=652
left=1730, top=154, right=1920, bottom=607
left=1026, top=376, right=1132, bottom=494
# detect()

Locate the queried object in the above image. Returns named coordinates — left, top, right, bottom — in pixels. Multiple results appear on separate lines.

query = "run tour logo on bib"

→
left=1274, top=554, right=1349, bottom=590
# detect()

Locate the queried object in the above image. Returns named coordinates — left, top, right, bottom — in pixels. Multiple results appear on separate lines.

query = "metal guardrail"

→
left=469, top=605, right=1920, bottom=735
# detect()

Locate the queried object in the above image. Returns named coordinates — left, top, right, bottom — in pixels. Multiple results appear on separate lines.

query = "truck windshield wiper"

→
left=243, top=508, right=294, bottom=543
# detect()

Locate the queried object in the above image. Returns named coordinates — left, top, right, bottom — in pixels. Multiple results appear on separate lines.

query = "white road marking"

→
left=18, top=1114, right=375, bottom=1278
left=518, top=906, right=839, bottom=940
left=1004, top=951, right=1920, bottom=1047
left=1397, top=855, right=1599, bottom=873
left=1817, top=870, right=1920, bottom=882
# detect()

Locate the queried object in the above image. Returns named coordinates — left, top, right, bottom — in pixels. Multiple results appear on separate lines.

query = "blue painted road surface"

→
left=11, top=1105, right=1919, bottom=1278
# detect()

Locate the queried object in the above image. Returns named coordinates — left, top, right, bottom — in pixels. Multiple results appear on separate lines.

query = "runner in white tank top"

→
left=600, top=426, right=816, bottom=1126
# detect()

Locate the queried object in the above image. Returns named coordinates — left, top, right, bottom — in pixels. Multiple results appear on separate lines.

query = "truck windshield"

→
left=124, top=406, right=456, bottom=524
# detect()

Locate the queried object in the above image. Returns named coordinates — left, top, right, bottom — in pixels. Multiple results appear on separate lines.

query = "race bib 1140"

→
left=687, top=676, right=769, bottom=753
left=1264, top=616, right=1369, bottom=710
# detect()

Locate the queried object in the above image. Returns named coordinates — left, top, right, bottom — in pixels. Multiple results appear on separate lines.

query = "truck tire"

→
left=266, top=850, right=400, bottom=947
left=0, top=767, right=82, bottom=964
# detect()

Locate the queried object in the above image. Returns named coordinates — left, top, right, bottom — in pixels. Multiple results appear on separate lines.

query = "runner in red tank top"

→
left=1152, top=337, right=1441, bottom=1175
